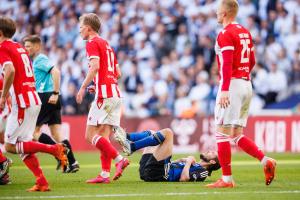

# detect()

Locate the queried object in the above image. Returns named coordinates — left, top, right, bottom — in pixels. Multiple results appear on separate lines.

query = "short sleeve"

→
left=217, top=31, right=235, bottom=52
left=86, top=41, right=99, bottom=60
left=34, top=55, right=53, bottom=73
left=0, top=48, right=13, bottom=68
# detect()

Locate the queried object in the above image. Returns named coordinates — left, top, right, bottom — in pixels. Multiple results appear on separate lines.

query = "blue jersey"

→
left=32, top=53, right=54, bottom=93
left=167, top=162, right=208, bottom=182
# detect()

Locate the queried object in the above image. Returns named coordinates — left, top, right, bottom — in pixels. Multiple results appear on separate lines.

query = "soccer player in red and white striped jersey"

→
left=76, top=13, right=129, bottom=184
left=0, top=16, right=68, bottom=191
left=205, top=0, right=276, bottom=188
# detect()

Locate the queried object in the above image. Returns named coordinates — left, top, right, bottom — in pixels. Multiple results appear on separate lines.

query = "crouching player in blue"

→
left=114, top=128, right=220, bottom=182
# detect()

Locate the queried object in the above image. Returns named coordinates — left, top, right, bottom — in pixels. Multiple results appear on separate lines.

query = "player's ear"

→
left=209, top=160, right=216, bottom=165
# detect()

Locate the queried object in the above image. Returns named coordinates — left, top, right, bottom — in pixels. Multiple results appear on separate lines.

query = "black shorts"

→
left=36, top=92, right=62, bottom=126
left=139, top=154, right=171, bottom=182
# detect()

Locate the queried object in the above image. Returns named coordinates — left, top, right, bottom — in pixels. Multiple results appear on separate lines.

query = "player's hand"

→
left=48, top=94, right=59, bottom=104
left=218, top=91, right=230, bottom=109
left=187, top=156, right=196, bottom=164
left=87, top=85, right=95, bottom=94
left=0, top=96, right=6, bottom=112
left=76, top=87, right=85, bottom=104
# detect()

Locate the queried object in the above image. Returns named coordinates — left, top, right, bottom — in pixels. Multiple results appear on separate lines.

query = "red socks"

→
left=217, top=141, right=232, bottom=176
left=236, top=135, right=265, bottom=161
left=16, top=141, right=56, bottom=155
left=23, top=154, right=48, bottom=186
left=92, top=135, right=119, bottom=159
left=23, top=154, right=43, bottom=177
left=0, top=149, right=6, bottom=163
left=101, top=154, right=112, bottom=172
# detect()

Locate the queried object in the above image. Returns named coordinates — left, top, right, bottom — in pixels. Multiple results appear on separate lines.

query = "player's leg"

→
left=49, top=124, right=79, bottom=173
left=4, top=106, right=66, bottom=191
left=152, top=128, right=173, bottom=161
left=127, top=130, right=153, bottom=142
left=206, top=80, right=244, bottom=188
left=232, top=127, right=276, bottom=185
left=5, top=106, right=68, bottom=172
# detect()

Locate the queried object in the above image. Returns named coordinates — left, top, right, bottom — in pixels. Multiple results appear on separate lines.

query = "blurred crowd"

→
left=1, top=0, right=300, bottom=117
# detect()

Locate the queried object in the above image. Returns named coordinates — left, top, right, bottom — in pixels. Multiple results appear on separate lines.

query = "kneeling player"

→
left=115, top=128, right=220, bottom=182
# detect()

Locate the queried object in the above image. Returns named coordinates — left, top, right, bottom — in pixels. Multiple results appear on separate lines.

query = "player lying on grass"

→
left=115, top=128, right=220, bottom=182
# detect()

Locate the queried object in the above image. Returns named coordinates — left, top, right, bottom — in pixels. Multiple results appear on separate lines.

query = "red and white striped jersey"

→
left=0, top=40, right=41, bottom=108
left=215, top=22, right=255, bottom=91
left=86, top=36, right=122, bottom=99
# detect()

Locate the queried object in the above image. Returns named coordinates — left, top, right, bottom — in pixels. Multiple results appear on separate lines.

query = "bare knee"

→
left=161, top=128, right=173, bottom=140
left=33, top=129, right=41, bottom=141
left=5, top=143, right=16, bottom=154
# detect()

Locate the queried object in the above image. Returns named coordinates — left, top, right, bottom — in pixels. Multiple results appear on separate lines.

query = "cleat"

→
left=27, top=184, right=50, bottom=192
left=113, top=158, right=130, bottom=181
left=0, top=158, right=12, bottom=179
left=264, top=158, right=276, bottom=186
left=53, top=144, right=69, bottom=172
left=113, top=127, right=131, bottom=155
left=27, top=176, right=50, bottom=192
left=64, top=161, right=80, bottom=173
left=205, top=179, right=235, bottom=188
left=86, top=175, right=110, bottom=184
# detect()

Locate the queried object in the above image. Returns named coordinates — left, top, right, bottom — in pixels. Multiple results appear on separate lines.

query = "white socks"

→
left=101, top=171, right=110, bottom=178
left=114, top=155, right=123, bottom=163
left=222, top=175, right=233, bottom=183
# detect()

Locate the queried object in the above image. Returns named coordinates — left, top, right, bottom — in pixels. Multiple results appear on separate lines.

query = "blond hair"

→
left=79, top=13, right=101, bottom=32
left=221, top=0, right=239, bottom=18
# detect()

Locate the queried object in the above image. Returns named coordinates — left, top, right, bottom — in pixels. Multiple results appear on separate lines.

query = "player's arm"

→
left=172, top=158, right=188, bottom=163
left=48, top=66, right=61, bottom=104
left=218, top=33, right=234, bottom=109
left=249, top=46, right=256, bottom=72
left=116, top=64, right=121, bottom=79
left=179, top=156, right=195, bottom=182
left=0, top=64, right=15, bottom=110
left=76, top=58, right=99, bottom=104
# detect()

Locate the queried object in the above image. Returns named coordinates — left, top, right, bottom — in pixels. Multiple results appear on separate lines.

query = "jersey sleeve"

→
left=0, top=47, right=13, bottom=68
left=217, top=31, right=234, bottom=91
left=34, top=55, right=53, bottom=73
left=86, top=41, right=99, bottom=60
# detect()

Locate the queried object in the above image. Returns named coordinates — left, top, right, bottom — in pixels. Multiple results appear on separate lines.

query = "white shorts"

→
left=215, top=79, right=252, bottom=127
left=87, top=97, right=122, bottom=126
left=5, top=105, right=41, bottom=144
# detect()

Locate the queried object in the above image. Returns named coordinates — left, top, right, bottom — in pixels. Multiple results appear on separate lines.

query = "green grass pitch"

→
left=1, top=152, right=300, bottom=200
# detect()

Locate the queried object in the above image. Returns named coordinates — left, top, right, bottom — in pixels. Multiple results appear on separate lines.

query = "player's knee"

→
left=4, top=143, right=16, bottom=154
left=153, top=131, right=165, bottom=144
left=161, top=128, right=173, bottom=139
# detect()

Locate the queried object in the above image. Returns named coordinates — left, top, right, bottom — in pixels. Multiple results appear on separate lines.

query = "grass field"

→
left=0, top=152, right=300, bottom=200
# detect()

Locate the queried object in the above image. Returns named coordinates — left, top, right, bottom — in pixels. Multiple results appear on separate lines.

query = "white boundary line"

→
left=0, top=191, right=300, bottom=199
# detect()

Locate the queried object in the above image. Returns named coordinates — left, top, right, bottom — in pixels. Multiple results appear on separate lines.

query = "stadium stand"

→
left=1, top=0, right=299, bottom=117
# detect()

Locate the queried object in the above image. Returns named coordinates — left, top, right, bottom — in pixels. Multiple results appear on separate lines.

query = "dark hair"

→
left=206, top=157, right=221, bottom=176
left=23, top=35, right=42, bottom=44
left=0, top=16, right=16, bottom=38
left=200, top=153, right=221, bottom=176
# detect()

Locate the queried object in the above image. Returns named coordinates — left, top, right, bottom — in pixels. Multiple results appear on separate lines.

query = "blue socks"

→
left=131, top=131, right=165, bottom=152
left=127, top=130, right=152, bottom=141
